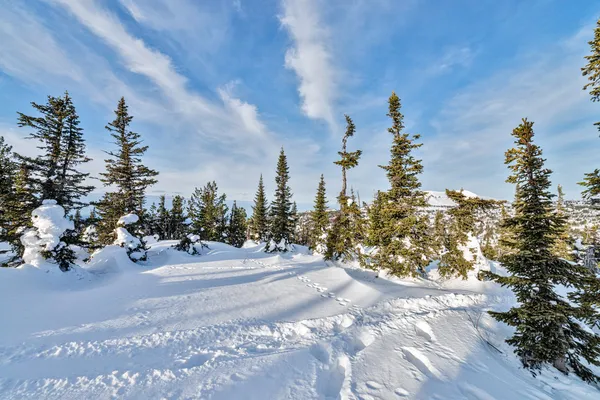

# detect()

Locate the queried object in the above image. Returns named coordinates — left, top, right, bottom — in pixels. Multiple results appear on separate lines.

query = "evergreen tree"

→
left=72, top=209, right=84, bottom=236
left=266, top=148, right=294, bottom=252
left=431, top=210, right=448, bottom=259
left=481, top=119, right=600, bottom=383
left=480, top=221, right=498, bottom=261
left=1, top=163, right=36, bottom=264
left=96, top=97, right=158, bottom=244
left=325, top=115, right=364, bottom=262
left=0, top=136, right=16, bottom=247
left=170, top=195, right=186, bottom=240
left=363, top=92, right=433, bottom=276
left=438, top=190, right=497, bottom=279
left=228, top=201, right=248, bottom=248
left=365, top=191, right=384, bottom=248
left=189, top=181, right=228, bottom=242
left=309, top=174, right=329, bottom=252
left=156, top=195, right=169, bottom=240
left=552, top=185, right=573, bottom=260
left=496, top=203, right=516, bottom=258
left=16, top=92, right=93, bottom=211
left=290, top=201, right=299, bottom=243
left=580, top=18, right=600, bottom=199
left=250, top=175, right=268, bottom=242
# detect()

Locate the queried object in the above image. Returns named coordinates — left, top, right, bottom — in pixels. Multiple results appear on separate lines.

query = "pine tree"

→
left=552, top=185, right=573, bottom=260
left=580, top=18, right=600, bottom=199
left=481, top=119, right=600, bottom=383
left=438, top=190, right=497, bottom=279
left=16, top=92, right=93, bottom=211
left=189, top=181, right=228, bottom=242
left=266, top=148, right=293, bottom=252
left=228, top=201, right=248, bottom=248
left=325, top=115, right=364, bottom=262
left=96, top=97, right=158, bottom=244
left=309, top=174, right=329, bottom=252
left=250, top=175, right=268, bottom=242
left=363, top=92, right=433, bottom=276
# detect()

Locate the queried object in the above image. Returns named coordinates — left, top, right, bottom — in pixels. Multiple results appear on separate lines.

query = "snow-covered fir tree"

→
left=249, top=175, right=268, bottom=242
left=16, top=92, right=94, bottom=211
left=189, top=181, right=228, bottom=242
left=228, top=201, right=247, bottom=248
left=266, top=148, right=294, bottom=252
left=95, top=97, right=158, bottom=244
left=481, top=118, right=600, bottom=383
left=362, top=92, right=433, bottom=276
left=309, top=174, right=329, bottom=253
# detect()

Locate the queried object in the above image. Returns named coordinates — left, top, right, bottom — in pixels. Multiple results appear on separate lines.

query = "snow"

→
left=117, top=213, right=139, bottom=226
left=0, top=240, right=598, bottom=399
left=19, top=200, right=74, bottom=272
left=425, top=189, right=492, bottom=208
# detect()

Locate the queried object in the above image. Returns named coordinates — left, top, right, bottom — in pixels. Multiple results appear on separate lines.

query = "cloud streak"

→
left=280, top=0, right=337, bottom=130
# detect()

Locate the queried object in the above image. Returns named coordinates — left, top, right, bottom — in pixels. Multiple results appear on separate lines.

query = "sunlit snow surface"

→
left=0, top=241, right=598, bottom=399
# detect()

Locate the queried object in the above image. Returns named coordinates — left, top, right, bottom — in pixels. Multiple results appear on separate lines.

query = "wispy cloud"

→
left=280, top=0, right=337, bottom=130
left=423, top=24, right=598, bottom=199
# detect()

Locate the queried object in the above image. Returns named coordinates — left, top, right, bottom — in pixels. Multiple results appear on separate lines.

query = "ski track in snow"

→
left=0, top=289, right=488, bottom=399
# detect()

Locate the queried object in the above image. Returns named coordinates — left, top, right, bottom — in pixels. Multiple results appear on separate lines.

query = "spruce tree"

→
left=365, top=191, right=384, bottom=248
left=170, top=195, right=186, bottom=240
left=325, top=115, right=364, bottom=262
left=309, top=174, right=329, bottom=252
left=96, top=97, right=158, bottom=244
left=0, top=136, right=16, bottom=248
left=580, top=18, right=600, bottom=199
left=431, top=210, right=448, bottom=260
left=363, top=92, right=433, bottom=276
left=228, top=201, right=248, bottom=248
left=266, top=148, right=293, bottom=252
left=189, top=181, right=228, bottom=242
left=438, top=190, right=497, bottom=279
left=290, top=201, right=299, bottom=243
left=156, top=195, right=169, bottom=240
left=481, top=119, right=600, bottom=382
left=16, top=92, right=93, bottom=211
left=2, top=163, right=36, bottom=264
left=250, top=175, right=268, bottom=242
left=552, top=185, right=573, bottom=260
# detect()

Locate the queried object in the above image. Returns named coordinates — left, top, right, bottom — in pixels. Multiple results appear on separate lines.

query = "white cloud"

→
left=423, top=24, right=599, bottom=200
left=280, top=0, right=337, bottom=130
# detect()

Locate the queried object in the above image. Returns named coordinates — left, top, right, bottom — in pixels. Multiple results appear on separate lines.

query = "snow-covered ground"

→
left=0, top=241, right=598, bottom=399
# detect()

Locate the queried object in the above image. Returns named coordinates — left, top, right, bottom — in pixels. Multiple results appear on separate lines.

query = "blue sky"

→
left=0, top=0, right=598, bottom=209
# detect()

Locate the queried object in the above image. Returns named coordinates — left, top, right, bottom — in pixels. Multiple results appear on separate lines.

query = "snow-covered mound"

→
left=0, top=240, right=597, bottom=399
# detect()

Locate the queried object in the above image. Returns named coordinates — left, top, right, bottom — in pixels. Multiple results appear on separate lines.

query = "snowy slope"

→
left=0, top=242, right=598, bottom=399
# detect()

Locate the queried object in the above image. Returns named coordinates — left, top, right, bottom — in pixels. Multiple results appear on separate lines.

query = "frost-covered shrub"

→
left=174, top=234, right=206, bottom=255
left=265, top=238, right=294, bottom=253
left=113, top=213, right=147, bottom=262
left=20, top=200, right=76, bottom=272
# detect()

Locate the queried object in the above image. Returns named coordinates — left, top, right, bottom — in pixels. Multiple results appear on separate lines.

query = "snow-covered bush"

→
left=266, top=238, right=294, bottom=253
left=20, top=200, right=76, bottom=272
left=174, top=234, right=206, bottom=255
left=82, top=225, right=98, bottom=247
left=113, top=213, right=147, bottom=262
